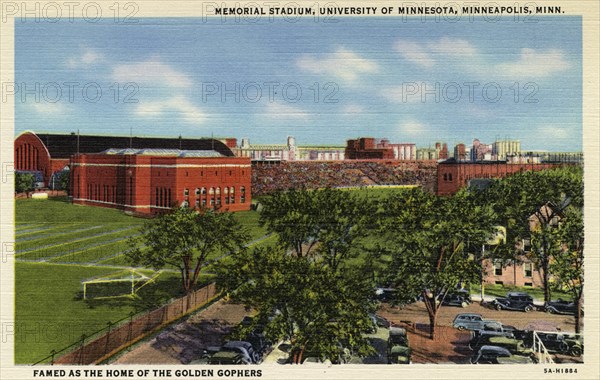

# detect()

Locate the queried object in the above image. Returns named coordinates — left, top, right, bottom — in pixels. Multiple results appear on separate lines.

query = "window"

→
left=495, top=281, right=504, bottom=285
left=524, top=263, right=533, bottom=278
left=494, top=261, right=503, bottom=276
left=202, top=199, right=207, bottom=207
left=524, top=282, right=533, bottom=287
left=448, top=173, right=453, bottom=181
left=195, top=200, right=200, bottom=208
left=195, top=188, right=200, bottom=196
left=443, top=173, right=448, bottom=181
left=201, top=187, right=207, bottom=195
left=184, top=188, right=189, bottom=197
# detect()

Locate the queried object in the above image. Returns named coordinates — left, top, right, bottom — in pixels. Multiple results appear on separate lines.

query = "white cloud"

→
left=394, top=38, right=478, bottom=68
left=135, top=96, right=204, bottom=124
left=296, top=48, right=378, bottom=82
left=112, top=58, right=192, bottom=88
left=67, top=48, right=103, bottom=68
left=536, top=125, right=570, bottom=139
left=399, top=120, right=429, bottom=136
left=496, top=48, right=570, bottom=78
left=394, top=40, right=435, bottom=68
left=427, top=37, right=477, bottom=57
left=342, top=104, right=365, bottom=114
left=31, top=102, right=68, bottom=115
left=264, top=102, right=309, bottom=120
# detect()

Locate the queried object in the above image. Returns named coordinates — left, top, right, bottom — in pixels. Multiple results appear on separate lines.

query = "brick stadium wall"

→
left=53, top=283, right=218, bottom=365
left=251, top=160, right=438, bottom=195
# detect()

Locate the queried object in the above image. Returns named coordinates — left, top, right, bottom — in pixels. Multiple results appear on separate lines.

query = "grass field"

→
left=14, top=197, right=267, bottom=364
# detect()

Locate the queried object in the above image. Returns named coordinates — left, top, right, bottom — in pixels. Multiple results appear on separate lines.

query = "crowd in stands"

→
left=252, top=160, right=438, bottom=195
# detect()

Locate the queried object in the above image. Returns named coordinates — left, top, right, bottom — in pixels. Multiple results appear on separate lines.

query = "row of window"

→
left=493, top=261, right=534, bottom=277
left=441, top=173, right=454, bottom=181
left=87, top=183, right=117, bottom=204
left=183, top=186, right=245, bottom=197
left=157, top=169, right=246, bottom=177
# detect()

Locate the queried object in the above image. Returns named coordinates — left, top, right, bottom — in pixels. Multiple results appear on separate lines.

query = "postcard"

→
left=1, top=1, right=598, bottom=379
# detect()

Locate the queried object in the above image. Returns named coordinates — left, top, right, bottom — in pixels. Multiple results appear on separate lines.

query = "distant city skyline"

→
left=15, top=16, right=582, bottom=152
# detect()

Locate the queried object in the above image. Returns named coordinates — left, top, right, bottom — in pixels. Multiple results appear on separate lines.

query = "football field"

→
left=14, top=197, right=268, bottom=363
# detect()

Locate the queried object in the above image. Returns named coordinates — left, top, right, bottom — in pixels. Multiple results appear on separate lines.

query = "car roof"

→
left=480, top=345, right=511, bottom=355
left=455, top=313, right=482, bottom=318
left=389, top=327, right=407, bottom=335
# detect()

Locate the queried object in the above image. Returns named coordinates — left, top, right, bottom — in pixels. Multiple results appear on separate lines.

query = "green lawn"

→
left=14, top=197, right=268, bottom=364
left=471, top=283, right=572, bottom=301
left=15, top=262, right=193, bottom=364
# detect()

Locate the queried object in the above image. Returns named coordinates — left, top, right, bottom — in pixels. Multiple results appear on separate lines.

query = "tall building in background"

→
left=493, top=139, right=521, bottom=160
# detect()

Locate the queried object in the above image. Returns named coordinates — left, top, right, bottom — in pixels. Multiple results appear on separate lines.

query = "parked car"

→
left=441, top=294, right=471, bottom=308
left=470, top=345, right=535, bottom=364
left=206, top=351, right=252, bottom=365
left=469, top=334, right=532, bottom=355
left=387, top=327, right=411, bottom=364
left=491, top=292, right=536, bottom=312
left=222, top=341, right=262, bottom=364
left=545, top=299, right=582, bottom=316
left=289, top=341, right=351, bottom=364
left=375, top=287, right=397, bottom=303
left=522, top=332, right=583, bottom=357
left=453, top=313, right=503, bottom=332
left=367, top=313, right=391, bottom=333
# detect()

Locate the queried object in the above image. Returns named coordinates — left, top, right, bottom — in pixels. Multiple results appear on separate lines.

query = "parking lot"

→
left=377, top=301, right=583, bottom=364
left=112, top=299, right=583, bottom=365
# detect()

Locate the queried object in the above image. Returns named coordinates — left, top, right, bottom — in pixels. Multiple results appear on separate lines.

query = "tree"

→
left=217, top=246, right=375, bottom=364
left=377, top=188, right=495, bottom=339
left=485, top=166, right=583, bottom=304
left=259, top=188, right=373, bottom=270
left=15, top=172, right=35, bottom=195
left=220, top=188, right=376, bottom=362
left=127, top=207, right=249, bottom=294
left=548, top=207, right=584, bottom=333
left=259, top=189, right=321, bottom=257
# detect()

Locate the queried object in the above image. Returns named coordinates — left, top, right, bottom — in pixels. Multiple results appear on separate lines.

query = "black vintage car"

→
left=470, top=345, right=535, bottom=364
left=441, top=294, right=471, bottom=308
left=545, top=299, right=582, bottom=316
left=522, top=332, right=583, bottom=357
left=492, top=292, right=536, bottom=312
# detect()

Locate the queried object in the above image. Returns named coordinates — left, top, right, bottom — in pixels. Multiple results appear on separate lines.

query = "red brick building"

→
left=70, top=149, right=251, bottom=214
left=437, top=159, right=564, bottom=195
left=14, top=131, right=251, bottom=214
left=14, top=131, right=237, bottom=185
left=345, top=138, right=396, bottom=160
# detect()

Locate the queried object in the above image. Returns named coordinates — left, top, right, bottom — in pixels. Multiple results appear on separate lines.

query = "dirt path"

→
left=112, top=300, right=248, bottom=364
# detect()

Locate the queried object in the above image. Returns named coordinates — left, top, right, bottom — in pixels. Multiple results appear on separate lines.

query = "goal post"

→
left=81, top=269, right=152, bottom=300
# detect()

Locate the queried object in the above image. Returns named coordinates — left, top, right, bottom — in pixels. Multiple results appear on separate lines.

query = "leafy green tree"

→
left=377, top=188, right=495, bottom=339
left=259, top=188, right=373, bottom=271
left=58, top=170, right=70, bottom=194
left=15, top=172, right=35, bottom=195
left=217, top=246, right=375, bottom=364
left=485, top=166, right=583, bottom=303
left=259, top=189, right=321, bottom=257
left=127, top=207, right=249, bottom=294
left=548, top=207, right=584, bottom=333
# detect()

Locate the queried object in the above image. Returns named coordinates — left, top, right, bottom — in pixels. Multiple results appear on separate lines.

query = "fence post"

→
left=50, top=350, right=56, bottom=365
left=105, top=321, right=113, bottom=356
left=78, top=334, right=86, bottom=365
left=127, top=312, right=134, bottom=351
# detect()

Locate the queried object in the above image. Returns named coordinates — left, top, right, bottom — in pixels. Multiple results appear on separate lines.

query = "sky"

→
left=14, top=16, right=582, bottom=151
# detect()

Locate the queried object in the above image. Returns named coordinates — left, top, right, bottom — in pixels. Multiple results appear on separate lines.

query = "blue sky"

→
left=15, top=16, right=581, bottom=151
